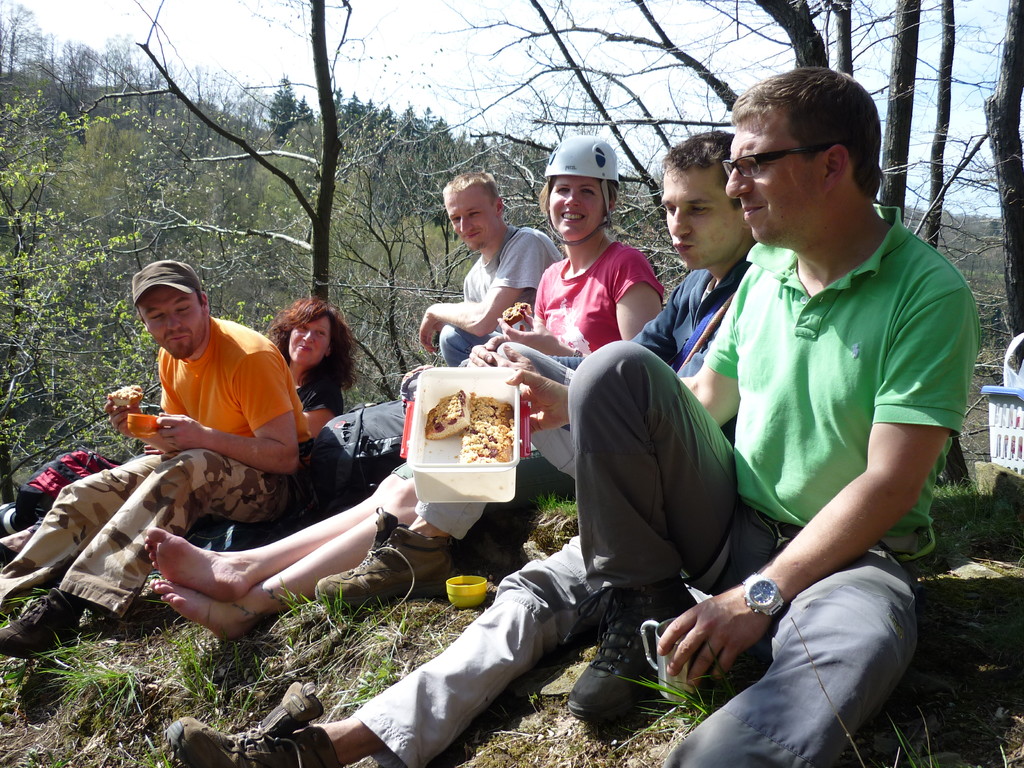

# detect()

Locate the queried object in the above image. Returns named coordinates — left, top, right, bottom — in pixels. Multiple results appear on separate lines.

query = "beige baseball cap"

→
left=131, top=260, right=203, bottom=304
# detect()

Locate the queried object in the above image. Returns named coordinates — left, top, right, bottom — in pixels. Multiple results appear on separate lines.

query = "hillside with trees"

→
left=0, top=0, right=1016, bottom=499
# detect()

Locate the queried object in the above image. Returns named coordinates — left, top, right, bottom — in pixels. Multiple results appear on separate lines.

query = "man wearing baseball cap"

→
left=0, top=260, right=311, bottom=657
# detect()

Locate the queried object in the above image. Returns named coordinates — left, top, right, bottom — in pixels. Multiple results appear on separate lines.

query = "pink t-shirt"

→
left=535, top=241, right=663, bottom=356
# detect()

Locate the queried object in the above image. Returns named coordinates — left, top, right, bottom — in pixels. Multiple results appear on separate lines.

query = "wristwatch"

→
left=742, top=573, right=785, bottom=616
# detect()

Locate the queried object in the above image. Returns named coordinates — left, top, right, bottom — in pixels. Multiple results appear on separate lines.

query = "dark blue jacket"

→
left=556, top=258, right=750, bottom=377
left=631, top=258, right=751, bottom=378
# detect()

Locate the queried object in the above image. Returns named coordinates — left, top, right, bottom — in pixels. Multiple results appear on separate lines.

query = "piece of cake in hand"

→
left=425, top=390, right=472, bottom=440
left=501, top=302, right=532, bottom=327
left=460, top=395, right=514, bottom=464
left=108, top=384, right=144, bottom=407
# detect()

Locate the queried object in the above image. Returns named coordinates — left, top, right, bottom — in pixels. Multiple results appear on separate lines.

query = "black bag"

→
left=2, top=449, right=120, bottom=534
left=309, top=400, right=407, bottom=513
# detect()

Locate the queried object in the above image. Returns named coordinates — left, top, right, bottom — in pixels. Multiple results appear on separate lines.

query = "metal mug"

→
left=640, top=618, right=694, bottom=701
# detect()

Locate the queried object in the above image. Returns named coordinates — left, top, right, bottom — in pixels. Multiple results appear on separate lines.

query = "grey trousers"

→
left=355, top=342, right=917, bottom=768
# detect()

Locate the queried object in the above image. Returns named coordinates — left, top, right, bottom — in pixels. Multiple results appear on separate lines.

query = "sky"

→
left=28, top=0, right=472, bottom=121
left=25, top=0, right=1012, bottom=217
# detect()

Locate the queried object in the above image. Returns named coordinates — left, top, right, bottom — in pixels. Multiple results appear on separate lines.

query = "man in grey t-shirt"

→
left=418, top=172, right=561, bottom=366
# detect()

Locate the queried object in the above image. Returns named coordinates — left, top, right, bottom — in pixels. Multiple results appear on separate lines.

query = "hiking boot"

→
left=258, top=682, right=324, bottom=738
left=314, top=509, right=453, bottom=606
left=164, top=719, right=339, bottom=768
left=567, top=577, right=695, bottom=722
left=0, top=588, right=83, bottom=658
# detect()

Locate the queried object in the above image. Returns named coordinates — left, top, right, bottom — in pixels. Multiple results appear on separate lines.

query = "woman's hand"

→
left=500, top=316, right=572, bottom=357
left=467, top=336, right=509, bottom=367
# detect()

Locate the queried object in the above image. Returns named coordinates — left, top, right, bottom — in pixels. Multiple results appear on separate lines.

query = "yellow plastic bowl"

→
left=446, top=575, right=488, bottom=608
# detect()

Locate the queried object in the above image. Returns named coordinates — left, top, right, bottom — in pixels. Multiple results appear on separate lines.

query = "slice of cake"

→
left=108, top=384, right=144, bottom=407
left=424, top=390, right=472, bottom=440
left=501, top=302, right=532, bottom=326
left=459, top=395, right=514, bottom=464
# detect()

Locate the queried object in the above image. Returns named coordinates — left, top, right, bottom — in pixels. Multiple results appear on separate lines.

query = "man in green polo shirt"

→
left=559, top=67, right=979, bottom=765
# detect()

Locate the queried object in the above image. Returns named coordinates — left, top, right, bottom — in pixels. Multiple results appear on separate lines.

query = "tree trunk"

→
left=879, top=0, right=921, bottom=210
left=309, top=0, right=345, bottom=301
left=754, top=0, right=828, bottom=67
left=833, top=1, right=853, bottom=74
left=985, top=0, right=1024, bottom=336
left=921, top=0, right=955, bottom=246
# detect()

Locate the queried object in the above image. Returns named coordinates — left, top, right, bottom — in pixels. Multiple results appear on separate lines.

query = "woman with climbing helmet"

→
left=501, top=135, right=664, bottom=358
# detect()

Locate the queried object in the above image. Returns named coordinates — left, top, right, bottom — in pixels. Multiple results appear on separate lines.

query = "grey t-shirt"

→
left=462, top=226, right=562, bottom=306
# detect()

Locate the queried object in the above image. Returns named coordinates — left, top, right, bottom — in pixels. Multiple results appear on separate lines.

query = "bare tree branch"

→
left=628, top=0, right=737, bottom=109
left=754, top=0, right=828, bottom=67
left=914, top=135, right=987, bottom=239
left=136, top=40, right=317, bottom=224
left=526, top=0, right=658, bottom=196
left=79, top=88, right=174, bottom=114
left=532, top=118, right=730, bottom=129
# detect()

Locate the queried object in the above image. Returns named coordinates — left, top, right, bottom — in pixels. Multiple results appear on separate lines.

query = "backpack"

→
left=2, top=449, right=120, bottom=534
left=309, top=400, right=407, bottom=514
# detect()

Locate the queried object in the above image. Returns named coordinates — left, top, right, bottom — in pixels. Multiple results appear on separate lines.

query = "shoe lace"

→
left=560, top=586, right=611, bottom=644
left=380, top=544, right=417, bottom=602
left=590, top=589, right=644, bottom=673
left=16, top=594, right=57, bottom=625
left=345, top=540, right=418, bottom=603
left=236, top=732, right=314, bottom=768
left=349, top=509, right=398, bottom=571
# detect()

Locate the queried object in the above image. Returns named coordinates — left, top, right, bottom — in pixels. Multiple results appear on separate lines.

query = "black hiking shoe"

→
left=567, top=577, right=695, bottom=721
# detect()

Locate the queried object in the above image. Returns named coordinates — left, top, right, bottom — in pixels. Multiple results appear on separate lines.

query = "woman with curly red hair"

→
left=268, top=297, right=357, bottom=436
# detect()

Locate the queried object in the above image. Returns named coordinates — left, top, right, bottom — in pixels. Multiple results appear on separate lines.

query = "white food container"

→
left=403, top=367, right=528, bottom=502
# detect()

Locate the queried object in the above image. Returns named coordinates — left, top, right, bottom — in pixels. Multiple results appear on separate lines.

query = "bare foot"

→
left=144, top=528, right=253, bottom=602
left=0, top=527, right=34, bottom=553
left=151, top=579, right=264, bottom=640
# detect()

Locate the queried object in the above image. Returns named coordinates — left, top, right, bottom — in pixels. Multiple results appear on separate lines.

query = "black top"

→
left=297, top=374, right=346, bottom=419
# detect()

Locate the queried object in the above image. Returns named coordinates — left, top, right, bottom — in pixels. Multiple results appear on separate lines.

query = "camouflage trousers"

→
left=0, top=450, right=290, bottom=616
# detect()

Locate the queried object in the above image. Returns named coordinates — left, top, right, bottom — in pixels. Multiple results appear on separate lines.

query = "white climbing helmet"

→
left=544, top=136, right=618, bottom=182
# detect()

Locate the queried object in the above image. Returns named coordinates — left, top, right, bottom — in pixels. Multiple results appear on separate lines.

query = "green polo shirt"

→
left=706, top=206, right=979, bottom=536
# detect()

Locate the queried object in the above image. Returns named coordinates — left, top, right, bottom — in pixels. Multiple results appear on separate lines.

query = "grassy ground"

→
left=0, top=484, right=1021, bottom=768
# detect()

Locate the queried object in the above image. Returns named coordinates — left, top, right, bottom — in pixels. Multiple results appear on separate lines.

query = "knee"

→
left=145, top=449, right=214, bottom=486
left=569, top=341, right=658, bottom=416
left=495, top=546, right=586, bottom=616
left=378, top=474, right=417, bottom=510
left=572, top=342, right=654, bottom=391
left=496, top=562, right=560, bottom=613
left=664, top=709, right=809, bottom=768
left=438, top=324, right=470, bottom=366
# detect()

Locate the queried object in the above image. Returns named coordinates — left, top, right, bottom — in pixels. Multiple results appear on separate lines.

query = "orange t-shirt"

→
left=159, top=318, right=310, bottom=445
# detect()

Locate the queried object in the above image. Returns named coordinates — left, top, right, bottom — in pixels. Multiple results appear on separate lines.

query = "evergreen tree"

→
left=268, top=77, right=311, bottom=142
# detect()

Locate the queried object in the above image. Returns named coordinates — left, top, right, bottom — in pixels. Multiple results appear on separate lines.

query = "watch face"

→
left=749, top=579, right=776, bottom=606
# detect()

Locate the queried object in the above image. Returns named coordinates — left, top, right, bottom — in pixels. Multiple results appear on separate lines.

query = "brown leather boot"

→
left=314, top=509, right=453, bottom=606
